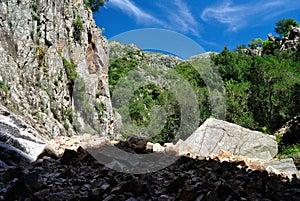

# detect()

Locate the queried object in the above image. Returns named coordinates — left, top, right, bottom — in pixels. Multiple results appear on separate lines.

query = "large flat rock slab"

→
left=185, top=118, right=278, bottom=160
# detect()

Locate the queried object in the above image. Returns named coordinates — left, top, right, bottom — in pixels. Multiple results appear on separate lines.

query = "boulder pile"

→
left=1, top=139, right=300, bottom=201
left=1, top=117, right=300, bottom=200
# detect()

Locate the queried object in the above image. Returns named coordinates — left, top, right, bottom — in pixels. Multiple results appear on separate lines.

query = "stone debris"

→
left=46, top=136, right=81, bottom=156
left=0, top=141, right=299, bottom=201
left=2, top=114, right=297, bottom=180
left=1, top=120, right=299, bottom=200
left=149, top=142, right=166, bottom=152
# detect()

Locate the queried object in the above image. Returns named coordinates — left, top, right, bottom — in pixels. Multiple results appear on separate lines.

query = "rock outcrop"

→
left=239, top=48, right=262, bottom=56
left=185, top=118, right=278, bottom=160
left=280, top=26, right=300, bottom=51
left=240, top=25, right=300, bottom=55
left=0, top=0, right=113, bottom=139
left=189, top=51, right=218, bottom=59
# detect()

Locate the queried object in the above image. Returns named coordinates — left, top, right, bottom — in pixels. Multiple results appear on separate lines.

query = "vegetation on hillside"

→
left=211, top=47, right=299, bottom=133
left=107, top=19, right=300, bottom=157
left=211, top=18, right=300, bottom=158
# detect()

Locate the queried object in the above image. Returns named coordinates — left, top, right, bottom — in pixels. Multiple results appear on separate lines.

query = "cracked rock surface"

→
left=185, top=118, right=278, bottom=160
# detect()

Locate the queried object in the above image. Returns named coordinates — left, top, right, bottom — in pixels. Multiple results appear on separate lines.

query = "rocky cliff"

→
left=0, top=0, right=113, bottom=139
left=240, top=25, right=300, bottom=56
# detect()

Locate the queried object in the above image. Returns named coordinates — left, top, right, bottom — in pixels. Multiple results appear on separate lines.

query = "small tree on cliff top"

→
left=275, top=18, right=299, bottom=38
left=85, top=0, right=108, bottom=11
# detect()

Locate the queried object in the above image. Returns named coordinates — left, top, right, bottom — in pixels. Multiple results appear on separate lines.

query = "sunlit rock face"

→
left=0, top=0, right=113, bottom=139
left=185, top=118, right=278, bottom=160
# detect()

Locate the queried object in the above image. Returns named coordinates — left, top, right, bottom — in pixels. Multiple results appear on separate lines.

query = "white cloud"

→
left=108, top=0, right=161, bottom=24
left=171, top=0, right=200, bottom=35
left=108, top=0, right=201, bottom=36
left=201, top=0, right=300, bottom=32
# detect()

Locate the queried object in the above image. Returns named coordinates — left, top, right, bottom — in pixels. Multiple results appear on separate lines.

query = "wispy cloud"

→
left=108, top=0, right=201, bottom=36
left=201, top=0, right=300, bottom=32
left=108, top=0, right=161, bottom=24
left=170, top=0, right=200, bottom=35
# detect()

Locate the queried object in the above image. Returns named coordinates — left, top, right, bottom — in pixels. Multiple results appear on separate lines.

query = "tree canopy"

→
left=248, top=38, right=263, bottom=49
left=275, top=18, right=299, bottom=37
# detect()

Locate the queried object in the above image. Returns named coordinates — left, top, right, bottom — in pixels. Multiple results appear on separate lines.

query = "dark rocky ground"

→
left=0, top=143, right=300, bottom=201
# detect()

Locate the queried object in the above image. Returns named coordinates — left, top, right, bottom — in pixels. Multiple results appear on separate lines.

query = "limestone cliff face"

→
left=0, top=0, right=113, bottom=139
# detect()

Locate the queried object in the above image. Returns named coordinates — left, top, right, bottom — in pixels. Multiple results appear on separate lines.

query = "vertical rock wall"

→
left=0, top=0, right=113, bottom=139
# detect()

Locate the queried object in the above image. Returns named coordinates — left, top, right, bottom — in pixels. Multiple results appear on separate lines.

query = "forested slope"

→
left=108, top=21, right=300, bottom=158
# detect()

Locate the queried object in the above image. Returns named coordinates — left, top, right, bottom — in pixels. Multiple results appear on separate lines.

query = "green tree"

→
left=108, top=52, right=139, bottom=91
left=275, top=18, right=299, bottom=37
left=225, top=80, right=257, bottom=129
left=248, top=38, right=263, bottom=49
left=262, top=39, right=279, bottom=55
left=247, top=53, right=299, bottom=133
left=85, top=0, right=108, bottom=11
left=211, top=47, right=252, bottom=82
left=211, top=46, right=300, bottom=133
left=234, top=44, right=246, bottom=53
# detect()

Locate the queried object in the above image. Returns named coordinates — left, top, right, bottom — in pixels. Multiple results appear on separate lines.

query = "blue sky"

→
left=93, top=0, right=300, bottom=54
